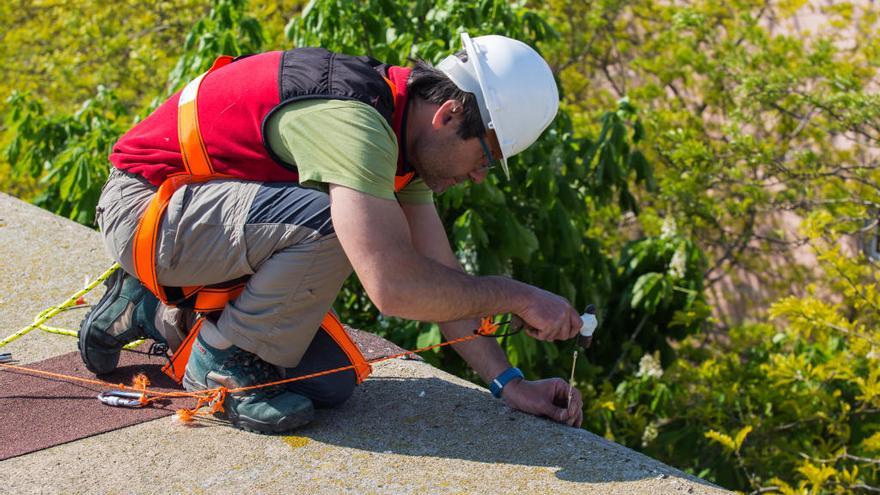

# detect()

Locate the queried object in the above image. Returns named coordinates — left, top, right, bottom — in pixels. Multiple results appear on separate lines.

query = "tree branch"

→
left=606, top=312, right=650, bottom=381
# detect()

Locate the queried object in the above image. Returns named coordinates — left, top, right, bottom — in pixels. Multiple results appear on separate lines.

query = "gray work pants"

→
left=96, top=168, right=354, bottom=375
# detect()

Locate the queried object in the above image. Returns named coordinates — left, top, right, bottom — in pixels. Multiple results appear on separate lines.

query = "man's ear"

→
left=431, top=99, right=463, bottom=130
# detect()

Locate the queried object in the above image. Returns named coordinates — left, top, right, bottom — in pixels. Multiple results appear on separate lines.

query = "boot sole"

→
left=231, top=406, right=314, bottom=435
left=78, top=270, right=125, bottom=375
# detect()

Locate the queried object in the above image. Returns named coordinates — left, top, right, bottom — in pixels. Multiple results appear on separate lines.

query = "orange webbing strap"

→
left=161, top=312, right=371, bottom=385
left=382, top=75, right=415, bottom=193
left=382, top=75, right=396, bottom=96
left=320, top=312, right=371, bottom=383
left=394, top=171, right=415, bottom=192
left=192, top=283, right=246, bottom=313
left=177, top=56, right=233, bottom=176
left=132, top=174, right=217, bottom=302
left=162, top=317, right=205, bottom=383
left=133, top=55, right=235, bottom=304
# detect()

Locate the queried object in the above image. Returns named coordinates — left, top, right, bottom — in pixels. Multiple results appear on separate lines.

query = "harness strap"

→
left=190, top=283, right=247, bottom=313
left=178, top=56, right=234, bottom=176
left=394, top=171, right=415, bottom=192
left=134, top=56, right=236, bottom=306
left=132, top=174, right=215, bottom=305
left=162, top=317, right=205, bottom=383
left=321, top=312, right=371, bottom=383
left=383, top=74, right=416, bottom=193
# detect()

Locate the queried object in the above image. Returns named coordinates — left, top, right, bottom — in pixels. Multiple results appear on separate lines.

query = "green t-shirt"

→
left=264, top=99, right=433, bottom=204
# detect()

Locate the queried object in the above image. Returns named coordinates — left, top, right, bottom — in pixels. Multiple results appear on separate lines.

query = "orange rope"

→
left=0, top=317, right=502, bottom=423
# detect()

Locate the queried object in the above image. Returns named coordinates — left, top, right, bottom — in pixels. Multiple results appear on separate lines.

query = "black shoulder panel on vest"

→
left=279, top=48, right=395, bottom=125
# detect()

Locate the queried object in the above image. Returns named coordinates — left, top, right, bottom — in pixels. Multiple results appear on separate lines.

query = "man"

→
left=80, top=32, right=585, bottom=434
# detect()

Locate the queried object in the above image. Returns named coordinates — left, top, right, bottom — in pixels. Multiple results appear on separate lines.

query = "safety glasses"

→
left=477, top=129, right=503, bottom=171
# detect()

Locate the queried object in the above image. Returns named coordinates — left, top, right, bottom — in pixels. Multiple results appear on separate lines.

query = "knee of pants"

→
left=316, top=369, right=357, bottom=408
left=288, top=369, right=357, bottom=409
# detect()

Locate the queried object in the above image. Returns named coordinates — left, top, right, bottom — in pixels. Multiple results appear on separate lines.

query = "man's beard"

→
left=410, top=136, right=458, bottom=194
left=414, top=161, right=457, bottom=194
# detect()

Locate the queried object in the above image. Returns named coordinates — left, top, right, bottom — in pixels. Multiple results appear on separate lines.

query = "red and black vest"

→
left=110, top=48, right=416, bottom=189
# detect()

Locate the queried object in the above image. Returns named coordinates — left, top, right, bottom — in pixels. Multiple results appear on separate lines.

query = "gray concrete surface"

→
left=0, top=192, right=729, bottom=494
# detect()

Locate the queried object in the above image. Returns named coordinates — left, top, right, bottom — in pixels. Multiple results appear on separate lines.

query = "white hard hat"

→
left=437, top=32, right=559, bottom=178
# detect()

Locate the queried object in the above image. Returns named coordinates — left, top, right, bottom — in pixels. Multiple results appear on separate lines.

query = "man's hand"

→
left=516, top=287, right=583, bottom=342
left=500, top=377, right=583, bottom=427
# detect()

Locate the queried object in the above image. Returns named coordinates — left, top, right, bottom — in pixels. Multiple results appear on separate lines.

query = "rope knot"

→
left=132, top=373, right=150, bottom=391
left=476, top=317, right=499, bottom=336
left=175, top=387, right=228, bottom=424
left=208, top=387, right=228, bottom=415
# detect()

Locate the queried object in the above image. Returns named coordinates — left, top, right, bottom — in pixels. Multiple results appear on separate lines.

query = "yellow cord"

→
left=0, top=263, right=120, bottom=348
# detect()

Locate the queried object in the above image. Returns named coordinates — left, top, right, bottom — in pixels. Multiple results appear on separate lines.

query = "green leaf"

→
left=632, top=273, right=664, bottom=311
left=416, top=324, right=442, bottom=350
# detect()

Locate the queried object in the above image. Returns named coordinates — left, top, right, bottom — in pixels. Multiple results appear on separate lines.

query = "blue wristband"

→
left=489, top=367, right=524, bottom=398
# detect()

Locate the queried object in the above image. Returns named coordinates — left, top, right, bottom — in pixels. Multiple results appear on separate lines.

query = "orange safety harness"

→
left=131, top=56, right=371, bottom=385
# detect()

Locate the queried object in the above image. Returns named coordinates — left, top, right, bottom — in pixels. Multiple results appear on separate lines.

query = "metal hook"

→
left=97, top=390, right=147, bottom=408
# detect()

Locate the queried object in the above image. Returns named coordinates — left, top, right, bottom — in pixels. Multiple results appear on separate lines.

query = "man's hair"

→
left=407, top=51, right=485, bottom=140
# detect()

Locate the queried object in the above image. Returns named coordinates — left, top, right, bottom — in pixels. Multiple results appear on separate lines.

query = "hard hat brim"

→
left=460, top=33, right=510, bottom=174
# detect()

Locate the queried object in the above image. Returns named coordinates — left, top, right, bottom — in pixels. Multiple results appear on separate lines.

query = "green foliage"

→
left=4, top=89, right=129, bottom=224
left=543, top=0, right=880, bottom=317
left=587, top=248, right=880, bottom=492
left=4, top=1, right=879, bottom=492
left=0, top=0, right=203, bottom=113
left=1, top=0, right=280, bottom=221
left=287, top=0, right=555, bottom=65
left=166, top=0, right=267, bottom=94
left=596, top=224, right=708, bottom=378
left=0, top=0, right=303, bottom=200
left=542, top=1, right=880, bottom=491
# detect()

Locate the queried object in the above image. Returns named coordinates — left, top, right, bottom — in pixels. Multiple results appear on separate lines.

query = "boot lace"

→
left=221, top=349, right=284, bottom=397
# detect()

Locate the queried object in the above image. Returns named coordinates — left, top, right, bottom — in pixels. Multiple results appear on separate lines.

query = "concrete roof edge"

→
left=0, top=192, right=729, bottom=494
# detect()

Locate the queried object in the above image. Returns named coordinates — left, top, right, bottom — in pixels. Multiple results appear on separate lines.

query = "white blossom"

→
left=637, top=352, right=664, bottom=379
left=669, top=245, right=687, bottom=279
left=642, top=422, right=659, bottom=447
left=660, top=216, right=678, bottom=239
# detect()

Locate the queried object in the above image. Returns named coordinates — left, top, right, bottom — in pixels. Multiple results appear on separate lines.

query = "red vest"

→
left=110, top=49, right=414, bottom=188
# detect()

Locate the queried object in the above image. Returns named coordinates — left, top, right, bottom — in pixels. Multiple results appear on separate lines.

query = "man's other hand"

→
left=501, top=377, right=583, bottom=427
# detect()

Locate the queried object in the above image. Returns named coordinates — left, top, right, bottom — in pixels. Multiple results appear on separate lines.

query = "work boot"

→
left=183, top=333, right=315, bottom=434
left=78, top=268, right=162, bottom=375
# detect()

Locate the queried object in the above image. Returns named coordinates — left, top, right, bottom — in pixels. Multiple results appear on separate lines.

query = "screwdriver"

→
left=569, top=305, right=598, bottom=411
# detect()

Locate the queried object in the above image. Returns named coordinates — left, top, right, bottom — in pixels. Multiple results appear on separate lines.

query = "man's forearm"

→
left=439, top=318, right=511, bottom=384
left=331, top=187, right=532, bottom=323
left=377, top=252, right=530, bottom=323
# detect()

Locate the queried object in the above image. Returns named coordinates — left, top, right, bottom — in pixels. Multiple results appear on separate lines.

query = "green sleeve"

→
left=264, top=99, right=399, bottom=201
left=395, top=177, right=434, bottom=204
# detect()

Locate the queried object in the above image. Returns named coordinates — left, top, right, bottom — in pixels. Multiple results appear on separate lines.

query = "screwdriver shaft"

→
left=567, top=350, right=578, bottom=410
